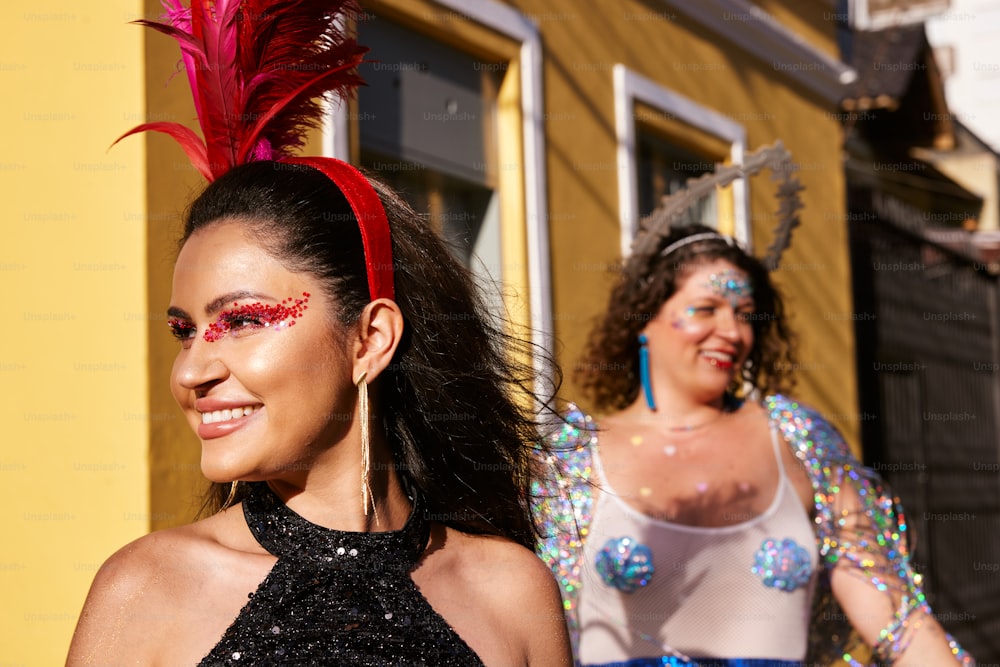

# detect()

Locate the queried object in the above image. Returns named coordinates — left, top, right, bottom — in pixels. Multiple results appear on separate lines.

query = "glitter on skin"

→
left=704, top=269, right=753, bottom=307
left=168, top=292, right=310, bottom=343
left=204, top=293, right=310, bottom=342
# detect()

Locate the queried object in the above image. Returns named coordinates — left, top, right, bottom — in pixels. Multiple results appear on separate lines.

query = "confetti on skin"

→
left=631, top=436, right=643, bottom=446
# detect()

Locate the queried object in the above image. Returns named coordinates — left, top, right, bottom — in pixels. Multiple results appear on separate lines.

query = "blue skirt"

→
left=586, top=659, right=802, bottom=667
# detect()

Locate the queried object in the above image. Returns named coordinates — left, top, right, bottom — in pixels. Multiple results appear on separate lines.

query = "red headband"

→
left=112, top=2, right=393, bottom=302
left=284, top=157, right=395, bottom=302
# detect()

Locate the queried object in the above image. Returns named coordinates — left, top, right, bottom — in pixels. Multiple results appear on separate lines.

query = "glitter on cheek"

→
left=671, top=307, right=698, bottom=330
left=204, top=292, right=310, bottom=342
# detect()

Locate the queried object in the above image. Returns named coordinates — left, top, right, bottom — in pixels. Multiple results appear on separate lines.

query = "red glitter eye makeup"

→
left=168, top=318, right=197, bottom=341
left=203, top=292, right=310, bottom=342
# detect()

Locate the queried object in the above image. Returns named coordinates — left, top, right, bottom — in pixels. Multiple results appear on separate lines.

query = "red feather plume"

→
left=115, top=0, right=367, bottom=181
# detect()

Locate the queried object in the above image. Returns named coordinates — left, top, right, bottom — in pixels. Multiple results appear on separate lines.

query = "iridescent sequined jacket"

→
left=532, top=395, right=974, bottom=666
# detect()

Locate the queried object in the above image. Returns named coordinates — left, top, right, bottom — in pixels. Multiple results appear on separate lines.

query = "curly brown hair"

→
left=575, top=224, right=797, bottom=413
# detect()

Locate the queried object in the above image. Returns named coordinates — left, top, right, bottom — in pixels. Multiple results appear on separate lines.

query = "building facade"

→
left=4, top=0, right=863, bottom=663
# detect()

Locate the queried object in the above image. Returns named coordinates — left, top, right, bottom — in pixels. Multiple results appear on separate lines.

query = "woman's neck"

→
left=622, top=389, right=729, bottom=428
left=266, top=434, right=412, bottom=533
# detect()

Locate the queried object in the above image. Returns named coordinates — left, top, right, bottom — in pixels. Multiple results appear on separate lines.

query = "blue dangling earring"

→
left=638, top=334, right=656, bottom=411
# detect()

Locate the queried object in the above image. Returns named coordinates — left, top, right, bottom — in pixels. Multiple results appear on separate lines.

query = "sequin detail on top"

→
left=751, top=538, right=813, bottom=591
left=765, top=396, right=974, bottom=667
left=595, top=537, right=655, bottom=593
left=199, top=482, right=484, bottom=666
left=531, top=405, right=597, bottom=660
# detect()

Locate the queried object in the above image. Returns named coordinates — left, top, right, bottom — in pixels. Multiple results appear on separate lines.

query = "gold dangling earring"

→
left=356, top=371, right=378, bottom=524
left=221, top=481, right=239, bottom=511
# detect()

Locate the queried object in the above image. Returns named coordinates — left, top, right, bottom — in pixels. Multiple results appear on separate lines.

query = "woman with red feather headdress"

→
left=66, top=2, right=571, bottom=664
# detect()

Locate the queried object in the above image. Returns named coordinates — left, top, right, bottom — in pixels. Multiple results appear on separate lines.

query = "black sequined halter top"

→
left=199, top=482, right=485, bottom=666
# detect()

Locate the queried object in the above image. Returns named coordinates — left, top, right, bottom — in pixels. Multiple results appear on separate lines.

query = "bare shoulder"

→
left=67, top=508, right=262, bottom=664
left=737, top=398, right=771, bottom=423
left=416, top=526, right=572, bottom=666
left=445, top=528, right=560, bottom=597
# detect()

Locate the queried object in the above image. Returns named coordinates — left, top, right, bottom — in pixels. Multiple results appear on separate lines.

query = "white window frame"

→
left=614, top=64, right=749, bottom=257
left=849, top=0, right=950, bottom=31
left=323, top=2, right=552, bottom=360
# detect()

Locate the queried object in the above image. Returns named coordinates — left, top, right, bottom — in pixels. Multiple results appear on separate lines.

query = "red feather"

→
left=113, top=122, right=212, bottom=180
left=117, top=0, right=367, bottom=181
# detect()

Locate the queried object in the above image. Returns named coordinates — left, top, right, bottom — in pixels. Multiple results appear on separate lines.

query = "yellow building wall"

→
left=499, top=0, right=859, bottom=445
left=0, top=2, right=150, bottom=664
left=142, top=0, right=213, bottom=534
left=0, top=1, right=859, bottom=661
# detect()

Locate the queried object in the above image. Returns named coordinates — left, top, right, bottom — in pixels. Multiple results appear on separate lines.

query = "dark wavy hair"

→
left=575, top=224, right=796, bottom=413
left=182, top=161, right=557, bottom=548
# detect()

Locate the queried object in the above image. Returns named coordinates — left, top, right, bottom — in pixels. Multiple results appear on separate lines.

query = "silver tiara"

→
left=627, top=140, right=803, bottom=279
left=659, top=232, right=739, bottom=258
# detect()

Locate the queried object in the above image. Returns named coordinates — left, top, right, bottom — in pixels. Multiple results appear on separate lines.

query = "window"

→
left=613, top=65, right=747, bottom=256
left=636, top=130, right=719, bottom=224
left=849, top=0, right=950, bottom=30
left=320, top=1, right=552, bottom=367
left=356, top=16, right=502, bottom=281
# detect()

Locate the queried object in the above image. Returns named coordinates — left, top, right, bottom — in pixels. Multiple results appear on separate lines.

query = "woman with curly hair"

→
left=534, top=223, right=973, bottom=666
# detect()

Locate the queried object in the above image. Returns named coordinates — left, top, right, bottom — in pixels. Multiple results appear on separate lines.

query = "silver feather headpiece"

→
left=625, top=140, right=804, bottom=283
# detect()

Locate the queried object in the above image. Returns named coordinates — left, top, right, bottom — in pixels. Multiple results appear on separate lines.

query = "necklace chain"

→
left=663, top=407, right=729, bottom=433
left=658, top=394, right=741, bottom=433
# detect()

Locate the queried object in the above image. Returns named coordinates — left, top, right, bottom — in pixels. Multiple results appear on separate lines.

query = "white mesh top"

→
left=578, top=427, right=817, bottom=665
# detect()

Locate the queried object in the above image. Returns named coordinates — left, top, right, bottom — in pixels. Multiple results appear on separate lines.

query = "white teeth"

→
left=702, top=351, right=734, bottom=362
left=201, top=406, right=255, bottom=424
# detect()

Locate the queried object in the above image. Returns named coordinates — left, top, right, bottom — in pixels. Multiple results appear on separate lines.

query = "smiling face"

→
left=642, top=259, right=755, bottom=404
left=168, top=220, right=357, bottom=485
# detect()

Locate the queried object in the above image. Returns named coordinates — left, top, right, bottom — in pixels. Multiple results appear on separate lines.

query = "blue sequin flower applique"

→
left=595, top=537, right=655, bottom=593
left=752, top=537, right=813, bottom=591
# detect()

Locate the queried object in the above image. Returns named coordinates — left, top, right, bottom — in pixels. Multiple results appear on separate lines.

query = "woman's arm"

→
left=827, top=478, right=972, bottom=665
left=768, top=395, right=974, bottom=665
